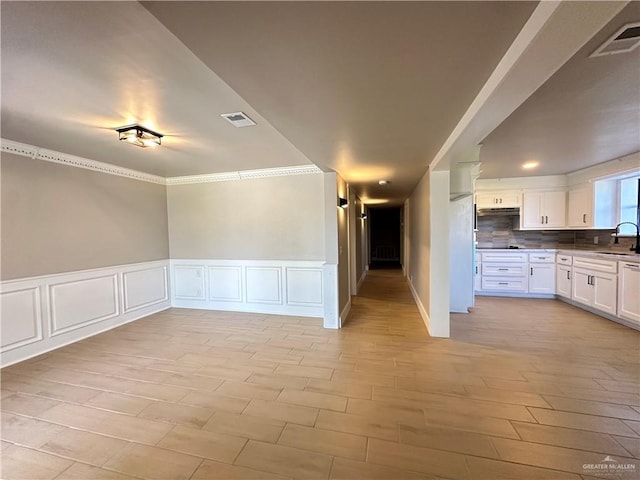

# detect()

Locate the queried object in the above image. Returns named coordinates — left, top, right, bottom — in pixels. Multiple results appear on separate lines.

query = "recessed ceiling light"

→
left=522, top=161, right=539, bottom=170
left=116, top=125, right=163, bottom=148
left=221, top=112, right=256, bottom=127
left=378, top=180, right=390, bottom=185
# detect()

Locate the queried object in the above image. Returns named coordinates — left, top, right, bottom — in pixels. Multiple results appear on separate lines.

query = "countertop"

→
left=477, top=248, right=640, bottom=263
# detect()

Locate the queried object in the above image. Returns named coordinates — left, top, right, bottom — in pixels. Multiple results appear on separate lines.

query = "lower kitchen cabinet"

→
left=618, top=262, right=640, bottom=324
left=556, top=264, right=572, bottom=299
left=572, top=268, right=617, bottom=315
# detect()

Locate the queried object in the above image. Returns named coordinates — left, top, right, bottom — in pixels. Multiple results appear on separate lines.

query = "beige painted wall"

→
left=337, top=175, right=350, bottom=316
left=1, top=153, right=169, bottom=280
left=167, top=173, right=325, bottom=260
left=408, top=169, right=431, bottom=317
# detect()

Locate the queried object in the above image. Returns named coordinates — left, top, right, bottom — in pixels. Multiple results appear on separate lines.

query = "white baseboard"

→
left=170, top=259, right=324, bottom=319
left=408, top=278, right=431, bottom=334
left=356, top=269, right=367, bottom=292
left=1, top=260, right=170, bottom=367
left=340, top=298, right=352, bottom=326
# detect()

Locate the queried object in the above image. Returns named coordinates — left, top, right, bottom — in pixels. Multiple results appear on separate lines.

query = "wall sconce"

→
left=116, top=124, right=163, bottom=148
left=338, top=197, right=348, bottom=208
left=360, top=213, right=367, bottom=219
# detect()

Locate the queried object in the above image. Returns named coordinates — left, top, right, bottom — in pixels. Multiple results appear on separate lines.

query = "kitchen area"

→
left=469, top=153, right=639, bottom=331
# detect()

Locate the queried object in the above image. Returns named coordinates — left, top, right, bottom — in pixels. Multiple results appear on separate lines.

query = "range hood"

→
left=477, top=206, right=520, bottom=216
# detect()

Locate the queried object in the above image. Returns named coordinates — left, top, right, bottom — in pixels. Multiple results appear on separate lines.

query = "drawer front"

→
left=557, top=255, right=572, bottom=266
left=481, top=277, right=528, bottom=292
left=573, top=256, right=617, bottom=274
left=480, top=252, right=528, bottom=263
left=529, top=253, right=555, bottom=263
left=482, top=263, right=528, bottom=276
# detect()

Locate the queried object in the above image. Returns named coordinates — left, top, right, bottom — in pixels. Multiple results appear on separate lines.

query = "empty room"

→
left=1, top=1, right=639, bottom=479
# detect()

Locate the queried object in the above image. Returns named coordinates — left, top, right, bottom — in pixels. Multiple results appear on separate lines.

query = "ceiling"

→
left=479, top=2, right=640, bottom=179
left=1, top=1, right=637, bottom=204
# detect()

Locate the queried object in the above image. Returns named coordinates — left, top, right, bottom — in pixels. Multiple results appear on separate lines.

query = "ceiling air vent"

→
left=591, top=22, right=640, bottom=57
left=221, top=112, right=256, bottom=127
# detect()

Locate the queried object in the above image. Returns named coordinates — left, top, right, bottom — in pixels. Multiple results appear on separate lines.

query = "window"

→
left=618, top=175, right=639, bottom=235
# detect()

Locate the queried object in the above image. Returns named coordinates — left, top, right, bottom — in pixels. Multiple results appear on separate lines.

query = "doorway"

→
left=369, top=207, right=402, bottom=269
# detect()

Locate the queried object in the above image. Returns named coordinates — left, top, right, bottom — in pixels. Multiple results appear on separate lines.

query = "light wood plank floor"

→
left=1, top=269, right=639, bottom=479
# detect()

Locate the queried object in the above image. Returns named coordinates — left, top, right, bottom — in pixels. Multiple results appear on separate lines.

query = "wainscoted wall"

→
left=477, top=216, right=634, bottom=251
left=170, top=260, right=324, bottom=319
left=0, top=260, right=170, bottom=367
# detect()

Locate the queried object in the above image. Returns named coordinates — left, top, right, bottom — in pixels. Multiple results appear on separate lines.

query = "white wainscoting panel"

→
left=286, top=268, right=323, bottom=306
left=171, top=260, right=324, bottom=318
left=0, top=260, right=170, bottom=367
left=49, top=274, right=119, bottom=336
left=0, top=286, right=43, bottom=351
left=208, top=266, right=242, bottom=302
left=123, top=266, right=168, bottom=313
left=173, top=266, right=205, bottom=300
left=246, top=267, right=282, bottom=305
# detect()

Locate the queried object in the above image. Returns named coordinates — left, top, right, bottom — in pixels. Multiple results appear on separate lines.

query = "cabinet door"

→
left=475, top=263, right=482, bottom=291
left=556, top=265, right=572, bottom=299
left=543, top=191, right=566, bottom=228
left=572, top=269, right=592, bottom=306
left=529, top=264, right=555, bottom=294
left=618, top=264, right=640, bottom=324
left=568, top=187, right=593, bottom=228
left=522, top=193, right=544, bottom=228
left=476, top=193, right=499, bottom=209
left=592, top=272, right=617, bottom=315
left=497, top=192, right=521, bottom=208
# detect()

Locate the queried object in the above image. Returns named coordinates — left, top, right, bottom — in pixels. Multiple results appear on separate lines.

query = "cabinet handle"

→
left=500, top=198, right=503, bottom=204
left=530, top=267, right=533, bottom=276
left=545, top=215, right=549, bottom=224
left=625, top=264, right=639, bottom=269
left=498, top=282, right=508, bottom=285
left=583, top=213, right=586, bottom=223
left=592, top=276, right=596, bottom=286
left=567, top=271, right=570, bottom=280
left=541, top=216, right=544, bottom=224
left=498, top=268, right=508, bottom=271
left=475, top=266, right=478, bottom=274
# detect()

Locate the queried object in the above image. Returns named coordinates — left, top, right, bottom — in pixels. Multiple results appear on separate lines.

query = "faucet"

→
left=613, top=222, right=640, bottom=254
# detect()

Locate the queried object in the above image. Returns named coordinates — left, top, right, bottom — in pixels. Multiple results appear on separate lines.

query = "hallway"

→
left=1, top=270, right=639, bottom=479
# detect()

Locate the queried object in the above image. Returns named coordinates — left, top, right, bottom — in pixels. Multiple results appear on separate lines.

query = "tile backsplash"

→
left=476, top=216, right=636, bottom=251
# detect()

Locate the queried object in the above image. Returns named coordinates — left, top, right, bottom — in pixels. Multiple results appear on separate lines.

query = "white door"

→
left=522, top=193, right=543, bottom=228
left=618, top=263, right=640, bottom=324
left=529, top=264, right=555, bottom=294
left=543, top=191, right=566, bottom=228
left=556, top=265, right=572, bottom=299
left=592, top=272, right=617, bottom=315
left=572, top=269, right=592, bottom=306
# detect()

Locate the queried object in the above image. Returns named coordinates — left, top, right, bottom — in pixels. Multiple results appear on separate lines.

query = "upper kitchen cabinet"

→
left=568, top=185, right=592, bottom=228
left=567, top=179, right=616, bottom=229
left=476, top=191, right=521, bottom=209
left=522, top=190, right=566, bottom=229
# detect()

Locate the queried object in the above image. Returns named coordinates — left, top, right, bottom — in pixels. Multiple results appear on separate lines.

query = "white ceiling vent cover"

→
left=591, top=22, right=640, bottom=57
left=221, top=112, right=257, bottom=127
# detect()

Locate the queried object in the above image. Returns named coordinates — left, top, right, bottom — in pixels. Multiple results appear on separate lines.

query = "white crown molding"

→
left=1, top=139, right=166, bottom=185
left=167, top=164, right=322, bottom=185
left=1, top=138, right=322, bottom=185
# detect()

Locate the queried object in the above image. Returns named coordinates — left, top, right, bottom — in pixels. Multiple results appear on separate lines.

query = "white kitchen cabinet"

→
left=476, top=191, right=521, bottom=209
left=568, top=186, right=593, bottom=228
left=556, top=264, right=572, bottom=299
left=572, top=267, right=617, bottom=315
left=618, top=262, right=640, bottom=324
left=529, top=253, right=555, bottom=294
left=474, top=262, right=482, bottom=292
left=522, top=190, right=566, bottom=229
